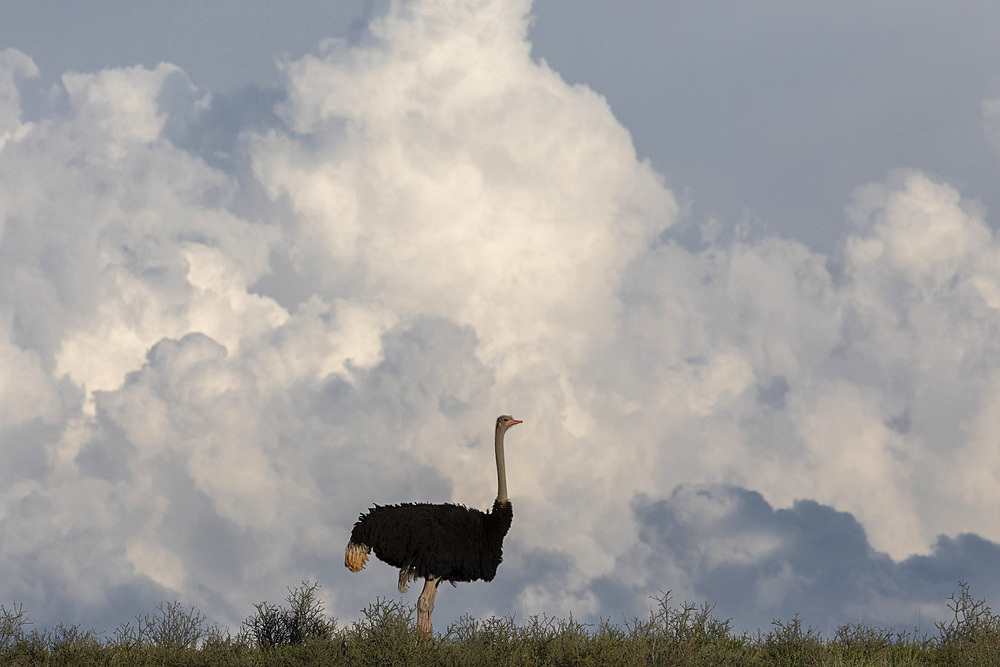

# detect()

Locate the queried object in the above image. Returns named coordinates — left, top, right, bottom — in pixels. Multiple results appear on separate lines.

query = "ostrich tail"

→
left=398, top=567, right=417, bottom=593
left=344, top=542, right=370, bottom=572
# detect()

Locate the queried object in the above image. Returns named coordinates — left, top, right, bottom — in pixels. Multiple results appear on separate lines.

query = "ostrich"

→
left=345, top=415, right=522, bottom=636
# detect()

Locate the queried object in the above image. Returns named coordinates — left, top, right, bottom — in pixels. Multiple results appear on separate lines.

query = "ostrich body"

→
left=345, top=415, right=522, bottom=636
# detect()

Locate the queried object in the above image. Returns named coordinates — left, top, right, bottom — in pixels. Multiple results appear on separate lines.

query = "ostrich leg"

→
left=416, top=577, right=440, bottom=636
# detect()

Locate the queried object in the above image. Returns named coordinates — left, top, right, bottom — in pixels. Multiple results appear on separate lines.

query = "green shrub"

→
left=933, top=581, right=1000, bottom=664
left=1, top=600, right=31, bottom=654
left=135, top=600, right=209, bottom=648
left=242, top=580, right=335, bottom=649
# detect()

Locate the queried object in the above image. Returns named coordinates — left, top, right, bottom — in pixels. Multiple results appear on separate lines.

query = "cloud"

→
left=250, top=0, right=674, bottom=376
left=1, top=0, right=1000, bottom=636
left=0, top=59, right=283, bottom=398
left=609, top=485, right=1000, bottom=633
left=0, top=48, right=37, bottom=148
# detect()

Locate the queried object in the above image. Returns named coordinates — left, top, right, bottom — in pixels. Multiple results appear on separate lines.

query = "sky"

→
left=1, top=0, right=1000, bottom=637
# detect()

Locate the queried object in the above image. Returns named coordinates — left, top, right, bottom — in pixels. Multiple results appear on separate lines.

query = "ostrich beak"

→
left=509, top=419, right=523, bottom=426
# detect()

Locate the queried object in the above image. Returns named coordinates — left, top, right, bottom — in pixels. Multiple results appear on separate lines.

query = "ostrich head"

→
left=496, top=415, right=522, bottom=433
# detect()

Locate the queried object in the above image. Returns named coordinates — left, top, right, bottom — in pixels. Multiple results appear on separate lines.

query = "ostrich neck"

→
left=495, top=427, right=508, bottom=503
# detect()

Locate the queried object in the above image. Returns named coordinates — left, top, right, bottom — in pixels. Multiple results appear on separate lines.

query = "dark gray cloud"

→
left=615, top=485, right=1000, bottom=633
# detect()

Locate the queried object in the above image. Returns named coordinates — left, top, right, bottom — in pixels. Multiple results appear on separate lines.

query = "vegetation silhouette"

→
left=2, top=581, right=999, bottom=664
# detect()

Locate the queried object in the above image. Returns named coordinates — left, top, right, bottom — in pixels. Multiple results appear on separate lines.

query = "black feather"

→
left=349, top=499, right=513, bottom=583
